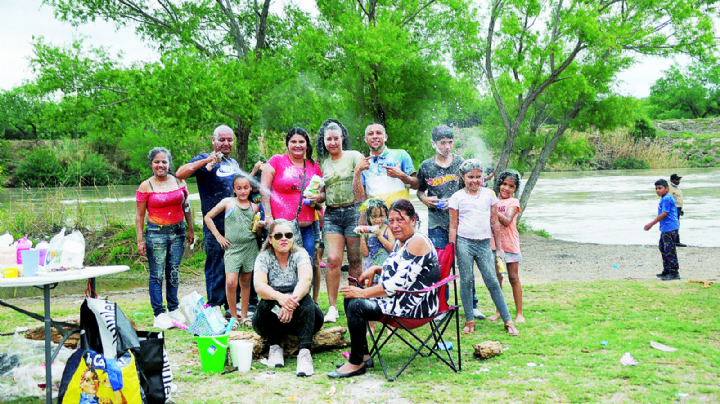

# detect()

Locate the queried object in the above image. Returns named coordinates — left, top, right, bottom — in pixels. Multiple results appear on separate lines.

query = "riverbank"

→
left=520, top=233, right=719, bottom=283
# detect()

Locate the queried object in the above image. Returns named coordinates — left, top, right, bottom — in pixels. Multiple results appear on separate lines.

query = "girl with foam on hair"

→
left=359, top=198, right=395, bottom=272
left=488, top=170, right=524, bottom=323
left=448, top=159, right=519, bottom=336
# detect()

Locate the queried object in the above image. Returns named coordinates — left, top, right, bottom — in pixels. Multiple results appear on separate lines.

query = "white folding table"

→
left=0, top=265, right=130, bottom=403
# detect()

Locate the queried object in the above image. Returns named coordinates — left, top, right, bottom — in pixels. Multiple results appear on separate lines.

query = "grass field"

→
left=1, top=277, right=718, bottom=403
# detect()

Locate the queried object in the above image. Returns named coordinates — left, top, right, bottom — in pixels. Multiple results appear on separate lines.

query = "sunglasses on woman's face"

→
left=272, top=232, right=294, bottom=241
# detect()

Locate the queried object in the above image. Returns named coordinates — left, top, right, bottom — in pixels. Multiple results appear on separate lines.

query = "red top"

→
left=136, top=186, right=188, bottom=225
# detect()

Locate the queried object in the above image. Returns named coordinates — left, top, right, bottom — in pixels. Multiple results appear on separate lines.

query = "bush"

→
left=612, top=157, right=650, bottom=169
left=14, top=147, right=63, bottom=186
left=66, top=153, right=119, bottom=186
left=630, top=118, right=657, bottom=141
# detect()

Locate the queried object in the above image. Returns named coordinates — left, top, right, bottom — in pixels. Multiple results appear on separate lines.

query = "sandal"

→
left=462, top=320, right=476, bottom=334
left=504, top=321, right=519, bottom=336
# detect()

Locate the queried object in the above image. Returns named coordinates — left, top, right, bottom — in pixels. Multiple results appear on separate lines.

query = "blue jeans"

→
left=145, top=222, right=185, bottom=316
left=428, top=228, right=449, bottom=249
left=456, top=237, right=510, bottom=322
left=431, top=228, right=478, bottom=307
left=203, top=227, right=227, bottom=308
left=300, top=225, right=316, bottom=262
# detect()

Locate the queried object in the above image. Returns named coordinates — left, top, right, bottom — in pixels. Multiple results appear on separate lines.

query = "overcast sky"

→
left=0, top=0, right=683, bottom=98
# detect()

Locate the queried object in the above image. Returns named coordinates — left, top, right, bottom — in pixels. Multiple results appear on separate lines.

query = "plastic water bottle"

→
left=36, top=241, right=50, bottom=266
left=437, top=341, right=453, bottom=350
left=495, top=256, right=507, bottom=276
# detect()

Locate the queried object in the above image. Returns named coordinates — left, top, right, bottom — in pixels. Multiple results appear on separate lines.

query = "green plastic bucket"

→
left=195, top=333, right=229, bottom=373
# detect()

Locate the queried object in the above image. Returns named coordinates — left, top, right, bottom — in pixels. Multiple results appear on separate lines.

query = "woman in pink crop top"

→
left=136, top=147, right=195, bottom=330
left=261, top=127, right=324, bottom=301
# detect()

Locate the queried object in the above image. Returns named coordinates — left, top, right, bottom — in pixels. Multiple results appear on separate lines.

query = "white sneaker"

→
left=473, top=308, right=487, bottom=320
left=268, top=344, right=285, bottom=368
left=213, top=306, right=229, bottom=326
left=168, top=309, right=186, bottom=324
left=324, top=306, right=339, bottom=323
left=296, top=348, right=314, bottom=377
left=153, top=312, right=175, bottom=330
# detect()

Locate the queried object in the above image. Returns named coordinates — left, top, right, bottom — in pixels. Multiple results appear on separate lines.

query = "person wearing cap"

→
left=669, top=174, right=685, bottom=247
left=416, top=125, right=484, bottom=319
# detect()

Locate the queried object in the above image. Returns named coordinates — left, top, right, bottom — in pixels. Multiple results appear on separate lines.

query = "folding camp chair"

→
left=366, top=242, right=462, bottom=381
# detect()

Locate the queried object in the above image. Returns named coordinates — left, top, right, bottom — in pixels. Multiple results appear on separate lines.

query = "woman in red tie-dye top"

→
left=136, top=147, right=195, bottom=330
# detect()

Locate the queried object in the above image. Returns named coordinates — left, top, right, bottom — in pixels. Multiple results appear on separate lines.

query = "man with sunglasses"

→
left=352, top=123, right=418, bottom=209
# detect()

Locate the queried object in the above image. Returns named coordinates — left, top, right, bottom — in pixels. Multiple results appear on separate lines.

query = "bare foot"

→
left=515, top=314, right=526, bottom=324
left=487, top=312, right=501, bottom=322
left=504, top=321, right=519, bottom=336
left=463, top=320, right=476, bottom=334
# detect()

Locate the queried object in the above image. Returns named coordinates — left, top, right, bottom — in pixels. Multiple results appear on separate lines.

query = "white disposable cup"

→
left=229, top=340, right=253, bottom=372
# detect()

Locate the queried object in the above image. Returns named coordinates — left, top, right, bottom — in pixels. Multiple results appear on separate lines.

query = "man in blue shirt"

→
left=177, top=125, right=241, bottom=320
left=644, top=179, right=680, bottom=280
left=352, top=122, right=418, bottom=207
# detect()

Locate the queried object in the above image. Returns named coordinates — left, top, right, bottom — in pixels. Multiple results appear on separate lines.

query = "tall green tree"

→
left=453, top=0, right=717, bottom=211
left=0, top=85, right=61, bottom=140
left=41, top=0, right=312, bottom=168
left=311, top=0, right=479, bottom=160
left=647, top=63, right=720, bottom=119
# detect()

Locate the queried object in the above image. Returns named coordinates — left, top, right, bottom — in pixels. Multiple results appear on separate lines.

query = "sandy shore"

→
left=519, top=233, right=719, bottom=283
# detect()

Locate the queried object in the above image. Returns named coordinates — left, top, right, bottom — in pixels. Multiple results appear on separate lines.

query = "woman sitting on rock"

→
left=253, top=219, right=323, bottom=377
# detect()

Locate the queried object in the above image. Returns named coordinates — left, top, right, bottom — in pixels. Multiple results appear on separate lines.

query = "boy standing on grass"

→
left=644, top=179, right=681, bottom=280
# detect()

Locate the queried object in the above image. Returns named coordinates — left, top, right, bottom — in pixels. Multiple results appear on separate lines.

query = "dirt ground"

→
left=3, top=234, right=718, bottom=403
left=519, top=233, right=719, bottom=283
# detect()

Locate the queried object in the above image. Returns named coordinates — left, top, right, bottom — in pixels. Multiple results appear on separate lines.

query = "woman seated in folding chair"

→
left=328, top=199, right=440, bottom=378
left=253, top=219, right=324, bottom=377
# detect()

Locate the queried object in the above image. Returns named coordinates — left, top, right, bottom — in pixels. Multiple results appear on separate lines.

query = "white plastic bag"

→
left=60, top=230, right=85, bottom=269
left=45, top=228, right=85, bottom=270
left=45, top=228, right=66, bottom=269
left=180, top=291, right=204, bottom=325
left=0, top=232, right=13, bottom=247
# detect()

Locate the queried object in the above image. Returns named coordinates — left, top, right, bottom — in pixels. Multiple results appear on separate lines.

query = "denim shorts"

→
left=494, top=250, right=522, bottom=263
left=323, top=203, right=361, bottom=238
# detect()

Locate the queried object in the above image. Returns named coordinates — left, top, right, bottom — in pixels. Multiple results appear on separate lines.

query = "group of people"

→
left=135, top=121, right=527, bottom=378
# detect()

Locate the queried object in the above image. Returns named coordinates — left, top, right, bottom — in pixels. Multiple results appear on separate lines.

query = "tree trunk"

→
left=519, top=99, right=583, bottom=217
left=233, top=120, right=251, bottom=170
left=368, top=66, right=387, bottom=128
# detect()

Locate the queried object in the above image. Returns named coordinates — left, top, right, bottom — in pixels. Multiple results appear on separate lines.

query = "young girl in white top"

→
left=448, top=159, right=518, bottom=336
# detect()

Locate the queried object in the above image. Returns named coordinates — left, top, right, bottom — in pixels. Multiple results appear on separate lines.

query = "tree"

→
left=310, top=0, right=479, bottom=160
left=0, top=85, right=61, bottom=140
left=453, top=0, right=717, bottom=211
left=42, top=0, right=310, bottom=168
left=647, top=63, right=720, bottom=119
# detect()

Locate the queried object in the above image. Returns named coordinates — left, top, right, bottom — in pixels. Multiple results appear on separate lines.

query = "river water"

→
left=521, top=167, right=720, bottom=247
left=1, top=167, right=717, bottom=247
